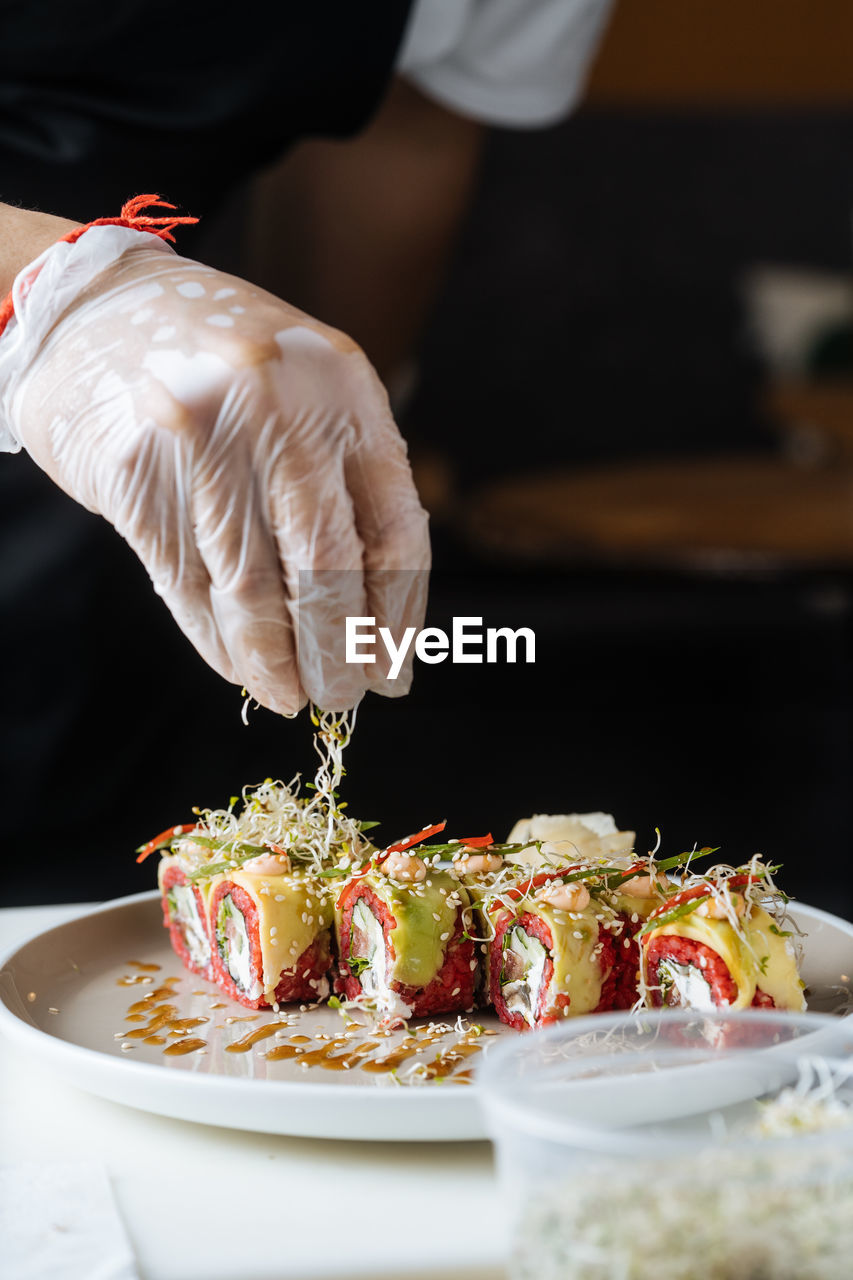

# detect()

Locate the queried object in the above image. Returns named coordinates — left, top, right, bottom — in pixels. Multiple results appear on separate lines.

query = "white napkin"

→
left=0, top=1163, right=138, bottom=1280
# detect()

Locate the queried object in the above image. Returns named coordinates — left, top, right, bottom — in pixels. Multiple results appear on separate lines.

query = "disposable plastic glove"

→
left=0, top=225, right=430, bottom=714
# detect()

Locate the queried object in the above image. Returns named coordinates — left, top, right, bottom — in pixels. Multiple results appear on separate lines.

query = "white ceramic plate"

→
left=0, top=893, right=851, bottom=1142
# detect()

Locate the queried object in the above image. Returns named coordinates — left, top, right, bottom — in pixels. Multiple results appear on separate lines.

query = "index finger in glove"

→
left=188, top=398, right=306, bottom=718
left=341, top=358, right=431, bottom=697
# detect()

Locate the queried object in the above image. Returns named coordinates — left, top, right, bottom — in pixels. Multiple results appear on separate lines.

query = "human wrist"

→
left=0, top=204, right=81, bottom=298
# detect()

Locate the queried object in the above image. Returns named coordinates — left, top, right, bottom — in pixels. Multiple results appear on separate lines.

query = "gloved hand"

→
left=0, top=225, right=430, bottom=714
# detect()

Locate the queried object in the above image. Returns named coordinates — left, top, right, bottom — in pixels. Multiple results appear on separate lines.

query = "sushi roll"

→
left=447, top=840, right=519, bottom=1008
left=139, top=825, right=214, bottom=981
left=209, top=851, right=334, bottom=1009
left=485, top=869, right=621, bottom=1029
left=640, top=866, right=806, bottom=1012
left=602, top=863, right=672, bottom=1010
left=334, top=826, right=477, bottom=1017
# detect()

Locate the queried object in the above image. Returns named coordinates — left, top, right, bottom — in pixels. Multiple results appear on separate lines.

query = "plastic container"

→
left=477, top=1010, right=853, bottom=1279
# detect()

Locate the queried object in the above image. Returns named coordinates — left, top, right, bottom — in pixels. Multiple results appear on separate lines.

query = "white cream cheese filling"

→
left=170, top=884, right=210, bottom=970
left=219, top=896, right=263, bottom=1001
left=503, top=927, right=548, bottom=1026
left=352, top=899, right=392, bottom=1003
left=658, top=958, right=721, bottom=1011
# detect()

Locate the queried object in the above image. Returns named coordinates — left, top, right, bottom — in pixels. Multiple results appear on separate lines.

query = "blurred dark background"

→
left=4, top=0, right=853, bottom=915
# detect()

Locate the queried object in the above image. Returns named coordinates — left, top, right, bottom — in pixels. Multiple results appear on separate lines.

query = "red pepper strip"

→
left=381, top=820, right=447, bottom=859
left=647, top=875, right=762, bottom=921
left=335, top=862, right=372, bottom=910
left=457, top=833, right=495, bottom=849
left=621, top=861, right=647, bottom=877
left=135, top=823, right=197, bottom=864
left=728, top=874, right=763, bottom=889
left=647, top=884, right=708, bottom=917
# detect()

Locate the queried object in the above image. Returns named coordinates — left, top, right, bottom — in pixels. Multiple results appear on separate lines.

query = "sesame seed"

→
left=440, top=931, right=450, bottom=941
left=451, top=987, right=460, bottom=996
left=48, top=1007, right=59, bottom=1015
left=469, top=960, right=478, bottom=971
left=275, top=894, right=285, bottom=902
left=573, top=931, right=584, bottom=939
left=432, top=913, right=441, bottom=922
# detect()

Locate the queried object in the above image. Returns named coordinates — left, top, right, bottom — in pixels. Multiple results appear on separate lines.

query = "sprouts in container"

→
left=477, top=1010, right=853, bottom=1279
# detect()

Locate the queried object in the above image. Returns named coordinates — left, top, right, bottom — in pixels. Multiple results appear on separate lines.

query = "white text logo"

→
left=345, top=616, right=535, bottom=679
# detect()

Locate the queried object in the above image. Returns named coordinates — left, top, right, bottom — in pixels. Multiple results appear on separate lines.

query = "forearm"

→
left=248, top=77, right=484, bottom=381
left=0, top=204, right=81, bottom=297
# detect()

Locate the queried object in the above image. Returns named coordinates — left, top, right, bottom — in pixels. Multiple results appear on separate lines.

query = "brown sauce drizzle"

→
left=360, top=1031, right=447, bottom=1074
left=359, top=1032, right=484, bottom=1080
left=123, top=1007, right=179, bottom=1038
left=126, top=986, right=180, bottom=1016
left=320, top=1040, right=381, bottom=1071
left=118, top=964, right=486, bottom=1079
left=417, top=1039, right=483, bottom=1080
left=225, top=1024, right=280, bottom=1053
left=166, top=1017, right=208, bottom=1035
left=163, top=1037, right=206, bottom=1056
left=265, top=1038, right=350, bottom=1065
left=118, top=972, right=180, bottom=988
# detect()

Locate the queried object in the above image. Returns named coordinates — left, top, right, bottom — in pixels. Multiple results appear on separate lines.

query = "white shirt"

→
left=396, top=0, right=615, bottom=127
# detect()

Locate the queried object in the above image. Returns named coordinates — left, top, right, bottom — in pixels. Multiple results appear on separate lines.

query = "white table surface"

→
left=0, top=904, right=504, bottom=1280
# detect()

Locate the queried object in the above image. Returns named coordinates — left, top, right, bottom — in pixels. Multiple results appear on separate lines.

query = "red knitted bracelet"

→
left=0, top=194, right=199, bottom=341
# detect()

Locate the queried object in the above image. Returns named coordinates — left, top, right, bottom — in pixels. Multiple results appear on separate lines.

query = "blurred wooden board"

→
left=767, top=381, right=853, bottom=457
left=466, top=456, right=853, bottom=572
left=586, top=1, right=853, bottom=106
